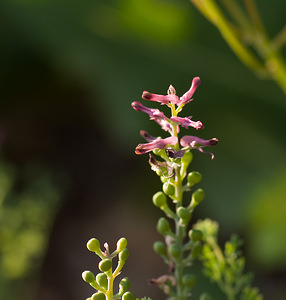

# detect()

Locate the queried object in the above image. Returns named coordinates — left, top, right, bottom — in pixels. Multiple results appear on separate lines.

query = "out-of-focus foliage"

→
left=0, top=160, right=65, bottom=299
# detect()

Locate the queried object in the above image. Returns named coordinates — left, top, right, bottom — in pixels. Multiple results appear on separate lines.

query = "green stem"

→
left=106, top=275, right=114, bottom=300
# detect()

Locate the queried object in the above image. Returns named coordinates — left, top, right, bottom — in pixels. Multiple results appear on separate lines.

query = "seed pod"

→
left=117, top=238, right=127, bottom=252
left=188, top=229, right=203, bottom=242
left=119, top=248, right=129, bottom=262
left=153, top=241, right=167, bottom=255
left=152, top=191, right=167, bottom=208
left=177, top=207, right=191, bottom=221
left=182, top=151, right=193, bottom=165
left=119, top=277, right=130, bottom=294
left=99, top=259, right=112, bottom=272
left=91, top=292, right=106, bottom=300
left=163, top=182, right=175, bottom=196
left=168, top=243, right=181, bottom=259
left=187, top=171, right=202, bottom=186
left=82, top=270, right=95, bottom=283
left=182, top=274, right=197, bottom=288
left=192, top=188, right=205, bottom=205
left=96, top=273, right=108, bottom=290
left=157, top=217, right=171, bottom=236
left=122, top=291, right=136, bottom=300
left=87, top=238, right=101, bottom=252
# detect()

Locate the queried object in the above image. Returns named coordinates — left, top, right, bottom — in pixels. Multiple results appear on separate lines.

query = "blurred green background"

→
left=0, top=0, right=286, bottom=299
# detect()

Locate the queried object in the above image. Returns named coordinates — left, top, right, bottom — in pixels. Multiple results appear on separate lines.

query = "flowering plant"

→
left=82, top=78, right=262, bottom=300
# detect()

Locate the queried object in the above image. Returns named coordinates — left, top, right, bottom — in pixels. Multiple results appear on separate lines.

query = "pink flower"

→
left=178, top=77, right=201, bottom=106
left=141, top=77, right=201, bottom=107
left=135, top=131, right=178, bottom=155
left=142, top=91, right=179, bottom=105
left=180, top=135, right=218, bottom=159
left=131, top=101, right=172, bottom=132
left=170, top=116, right=204, bottom=130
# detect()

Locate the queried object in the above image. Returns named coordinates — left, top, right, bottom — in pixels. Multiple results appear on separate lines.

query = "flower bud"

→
left=82, top=270, right=95, bottom=283
left=188, top=229, right=203, bottom=242
left=96, top=273, right=108, bottom=290
left=122, top=291, right=136, bottom=300
left=176, top=207, right=191, bottom=221
left=168, top=243, right=181, bottom=259
left=160, top=176, right=168, bottom=183
left=99, top=259, right=112, bottom=273
left=192, top=188, right=205, bottom=205
left=119, top=277, right=130, bottom=294
left=187, top=171, right=202, bottom=186
left=163, top=182, right=175, bottom=196
left=153, top=191, right=167, bottom=208
left=87, top=238, right=101, bottom=252
left=157, top=217, right=171, bottom=236
left=182, top=274, right=197, bottom=288
left=182, top=151, right=193, bottom=165
left=91, top=292, right=106, bottom=300
left=153, top=241, right=167, bottom=255
left=119, top=248, right=129, bottom=262
left=116, top=238, right=127, bottom=252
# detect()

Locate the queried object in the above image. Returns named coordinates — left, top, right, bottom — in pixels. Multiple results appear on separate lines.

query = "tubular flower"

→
left=170, top=116, right=203, bottom=130
left=178, top=77, right=201, bottom=106
left=180, top=136, right=218, bottom=159
left=142, top=77, right=201, bottom=107
left=135, top=135, right=178, bottom=155
left=131, top=101, right=172, bottom=132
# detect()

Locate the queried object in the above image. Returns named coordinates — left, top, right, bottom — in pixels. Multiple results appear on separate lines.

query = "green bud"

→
left=119, top=248, right=129, bottom=262
left=192, top=243, right=203, bottom=258
left=157, top=217, right=171, bottom=236
left=87, top=238, right=101, bottom=252
left=122, top=291, right=136, bottom=300
left=117, top=238, right=127, bottom=252
left=188, top=229, right=203, bottom=242
left=199, top=293, right=212, bottom=300
left=182, top=274, right=197, bottom=288
left=152, top=191, right=167, bottom=208
left=119, top=277, right=130, bottom=294
left=96, top=273, right=108, bottom=290
left=153, top=241, right=167, bottom=255
left=163, top=182, right=175, bottom=196
left=99, top=259, right=112, bottom=272
left=82, top=270, right=95, bottom=283
left=176, top=207, right=191, bottom=221
left=155, top=169, right=163, bottom=176
left=91, top=292, right=106, bottom=300
left=187, top=171, right=202, bottom=186
left=168, top=243, right=180, bottom=259
left=182, top=151, right=193, bottom=165
left=192, top=188, right=205, bottom=205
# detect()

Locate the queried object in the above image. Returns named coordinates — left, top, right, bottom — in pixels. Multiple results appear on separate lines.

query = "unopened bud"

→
left=153, top=241, right=167, bottom=255
left=177, top=207, right=191, bottom=221
left=87, top=238, right=100, bottom=252
left=163, top=182, right=175, bottom=196
left=82, top=270, right=95, bottom=283
left=99, top=259, right=112, bottom=272
left=187, top=171, right=202, bottom=186
left=117, top=238, right=127, bottom=252
left=153, top=191, right=167, bottom=208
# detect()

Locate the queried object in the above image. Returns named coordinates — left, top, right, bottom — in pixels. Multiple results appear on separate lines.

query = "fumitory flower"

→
left=170, top=116, right=203, bottom=130
left=135, top=131, right=178, bottom=155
